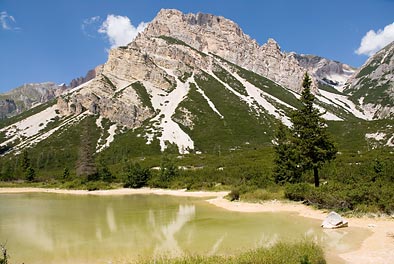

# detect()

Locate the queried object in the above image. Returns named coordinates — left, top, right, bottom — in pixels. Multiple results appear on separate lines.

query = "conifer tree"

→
left=290, top=73, right=337, bottom=187
left=273, top=73, right=337, bottom=187
left=273, top=122, right=302, bottom=184
left=21, top=150, right=30, bottom=172
left=25, top=166, right=35, bottom=182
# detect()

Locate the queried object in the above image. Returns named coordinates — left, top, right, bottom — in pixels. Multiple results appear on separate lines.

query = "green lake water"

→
left=0, top=193, right=370, bottom=263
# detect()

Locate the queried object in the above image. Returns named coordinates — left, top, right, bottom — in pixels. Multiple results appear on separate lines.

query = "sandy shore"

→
left=0, top=187, right=229, bottom=197
left=207, top=197, right=394, bottom=264
left=1, top=187, right=393, bottom=264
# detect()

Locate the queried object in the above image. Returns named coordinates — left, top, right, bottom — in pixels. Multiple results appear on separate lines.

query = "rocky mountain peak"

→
left=290, top=53, right=355, bottom=88
left=143, top=9, right=307, bottom=92
left=263, top=38, right=281, bottom=51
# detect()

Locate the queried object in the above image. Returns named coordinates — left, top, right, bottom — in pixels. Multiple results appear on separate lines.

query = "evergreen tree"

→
left=21, top=150, right=30, bottom=172
left=290, top=73, right=337, bottom=187
left=159, top=155, right=178, bottom=183
left=98, top=160, right=113, bottom=182
left=123, top=162, right=151, bottom=188
left=273, top=122, right=302, bottom=184
left=25, top=166, right=35, bottom=182
left=62, top=167, right=70, bottom=180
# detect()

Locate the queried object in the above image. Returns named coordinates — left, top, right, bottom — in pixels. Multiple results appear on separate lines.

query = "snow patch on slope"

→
left=1, top=108, right=88, bottom=154
left=97, top=123, right=118, bottom=153
left=0, top=105, right=60, bottom=148
left=387, top=135, right=394, bottom=147
left=229, top=70, right=293, bottom=126
left=144, top=70, right=194, bottom=154
left=314, top=105, right=343, bottom=121
left=365, top=132, right=386, bottom=141
left=65, top=80, right=94, bottom=95
left=317, top=90, right=371, bottom=120
left=15, top=112, right=88, bottom=152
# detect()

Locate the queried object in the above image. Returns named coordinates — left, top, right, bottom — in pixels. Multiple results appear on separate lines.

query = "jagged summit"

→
left=144, top=9, right=306, bottom=92
left=1, top=9, right=393, bottom=157
left=290, top=53, right=356, bottom=88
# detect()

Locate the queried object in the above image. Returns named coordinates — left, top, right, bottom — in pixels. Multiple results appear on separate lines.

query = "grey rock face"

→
left=0, top=82, right=65, bottom=118
left=0, top=99, right=17, bottom=119
left=291, top=53, right=355, bottom=87
left=144, top=9, right=308, bottom=92
left=344, top=41, right=394, bottom=119
left=68, top=65, right=103, bottom=89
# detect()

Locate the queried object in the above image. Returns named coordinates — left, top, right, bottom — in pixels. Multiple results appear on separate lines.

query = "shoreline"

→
left=1, top=187, right=393, bottom=264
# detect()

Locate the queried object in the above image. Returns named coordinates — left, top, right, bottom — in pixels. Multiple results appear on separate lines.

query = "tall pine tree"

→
left=274, top=73, right=337, bottom=187
left=291, top=73, right=337, bottom=187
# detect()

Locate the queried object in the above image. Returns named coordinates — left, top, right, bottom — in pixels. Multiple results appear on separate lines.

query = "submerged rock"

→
left=321, top=211, right=348, bottom=229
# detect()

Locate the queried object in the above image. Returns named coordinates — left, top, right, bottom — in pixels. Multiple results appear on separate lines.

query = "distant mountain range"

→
left=0, top=65, right=102, bottom=119
left=0, top=9, right=393, bottom=158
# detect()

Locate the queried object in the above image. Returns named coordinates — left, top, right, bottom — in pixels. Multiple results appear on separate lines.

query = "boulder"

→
left=321, top=211, right=348, bottom=229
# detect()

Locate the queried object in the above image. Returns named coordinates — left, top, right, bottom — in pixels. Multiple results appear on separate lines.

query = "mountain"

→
left=144, top=10, right=308, bottom=93
left=290, top=53, right=355, bottom=89
left=0, top=82, right=66, bottom=119
left=68, top=65, right=103, bottom=89
left=344, top=41, right=394, bottom=119
left=0, top=9, right=393, bottom=161
left=0, top=66, right=102, bottom=119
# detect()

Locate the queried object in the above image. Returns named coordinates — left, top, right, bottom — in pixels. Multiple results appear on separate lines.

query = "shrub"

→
left=228, top=189, right=240, bottom=201
left=124, top=163, right=151, bottom=188
left=284, top=183, right=311, bottom=201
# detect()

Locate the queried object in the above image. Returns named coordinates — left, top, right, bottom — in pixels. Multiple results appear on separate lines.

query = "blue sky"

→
left=1, top=0, right=393, bottom=92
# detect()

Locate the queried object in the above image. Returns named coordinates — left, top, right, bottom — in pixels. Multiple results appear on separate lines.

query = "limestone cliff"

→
left=144, top=9, right=307, bottom=92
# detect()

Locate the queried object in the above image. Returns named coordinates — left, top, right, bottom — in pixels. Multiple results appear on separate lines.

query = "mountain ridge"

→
left=1, top=9, right=393, bottom=158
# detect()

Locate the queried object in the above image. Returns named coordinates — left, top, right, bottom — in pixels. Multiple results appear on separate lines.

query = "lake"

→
left=0, top=193, right=370, bottom=263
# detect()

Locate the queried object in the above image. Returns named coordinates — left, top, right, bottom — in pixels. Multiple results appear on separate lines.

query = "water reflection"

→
left=209, top=235, right=225, bottom=255
left=153, top=205, right=196, bottom=257
left=106, top=206, right=117, bottom=232
left=0, top=194, right=371, bottom=264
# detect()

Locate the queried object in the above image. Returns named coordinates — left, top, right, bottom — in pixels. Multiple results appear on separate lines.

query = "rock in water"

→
left=321, top=211, right=348, bottom=229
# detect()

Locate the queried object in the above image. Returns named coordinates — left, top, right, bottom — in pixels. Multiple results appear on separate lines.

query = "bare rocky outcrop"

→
left=143, top=9, right=309, bottom=92
left=290, top=53, right=355, bottom=88
left=344, top=41, right=394, bottom=119
left=68, top=65, right=103, bottom=89
left=56, top=9, right=326, bottom=128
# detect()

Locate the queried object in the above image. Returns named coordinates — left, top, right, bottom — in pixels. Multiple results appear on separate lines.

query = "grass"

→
left=212, top=63, right=248, bottom=96
left=240, top=188, right=285, bottom=202
left=173, top=71, right=275, bottom=153
left=131, top=82, right=155, bottom=111
left=139, top=240, right=326, bottom=264
left=211, top=54, right=303, bottom=110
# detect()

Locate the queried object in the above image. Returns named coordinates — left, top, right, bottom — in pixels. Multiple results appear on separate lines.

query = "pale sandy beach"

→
left=1, top=187, right=393, bottom=264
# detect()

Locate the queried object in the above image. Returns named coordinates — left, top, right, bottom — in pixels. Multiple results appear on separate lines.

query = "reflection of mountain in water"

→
left=153, top=204, right=196, bottom=257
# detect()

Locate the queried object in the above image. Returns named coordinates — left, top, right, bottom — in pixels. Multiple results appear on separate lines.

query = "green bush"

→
left=228, top=189, right=240, bottom=201
left=285, top=183, right=312, bottom=201
left=123, top=163, right=151, bottom=188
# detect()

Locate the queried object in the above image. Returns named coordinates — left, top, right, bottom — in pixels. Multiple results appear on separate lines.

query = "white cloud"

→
left=98, top=14, right=147, bottom=48
left=356, top=22, right=394, bottom=56
left=81, top=16, right=101, bottom=37
left=1, top=11, right=20, bottom=31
